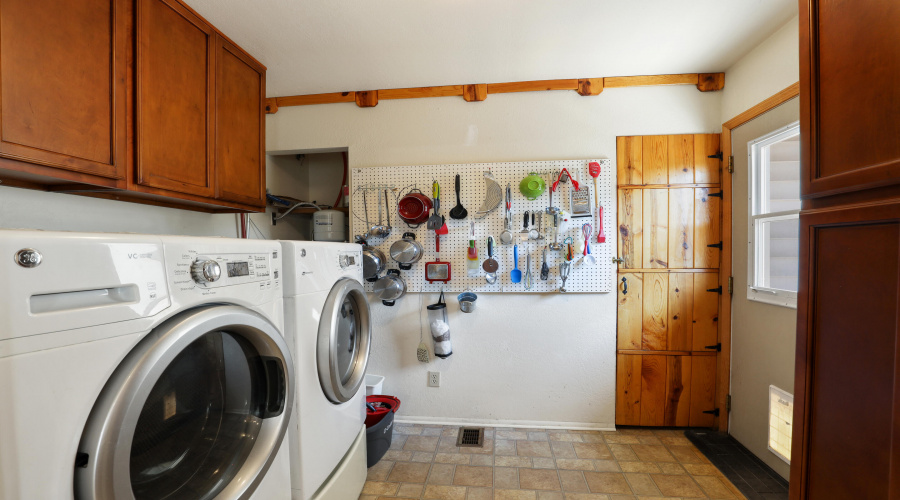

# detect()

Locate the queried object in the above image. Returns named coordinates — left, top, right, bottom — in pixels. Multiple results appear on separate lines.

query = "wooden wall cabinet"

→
left=0, top=0, right=267, bottom=213
left=0, top=0, right=128, bottom=188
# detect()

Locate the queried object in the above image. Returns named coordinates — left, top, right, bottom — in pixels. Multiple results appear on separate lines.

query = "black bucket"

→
left=365, top=409, right=395, bottom=467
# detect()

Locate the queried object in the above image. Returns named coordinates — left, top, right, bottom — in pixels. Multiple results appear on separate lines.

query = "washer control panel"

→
left=172, top=250, right=277, bottom=293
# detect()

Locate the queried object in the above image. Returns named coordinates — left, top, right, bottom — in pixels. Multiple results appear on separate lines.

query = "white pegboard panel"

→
left=350, top=159, right=613, bottom=293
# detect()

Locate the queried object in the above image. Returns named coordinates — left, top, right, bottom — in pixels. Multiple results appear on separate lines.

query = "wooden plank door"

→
left=615, top=133, right=723, bottom=428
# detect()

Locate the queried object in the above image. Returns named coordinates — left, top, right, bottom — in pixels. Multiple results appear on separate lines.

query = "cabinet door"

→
left=0, top=0, right=127, bottom=179
left=801, top=0, right=900, bottom=197
left=136, top=0, right=215, bottom=197
left=215, top=36, right=265, bottom=207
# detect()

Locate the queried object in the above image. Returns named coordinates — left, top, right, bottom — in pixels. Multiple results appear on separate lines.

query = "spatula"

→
left=510, top=244, right=522, bottom=283
left=427, top=181, right=442, bottom=230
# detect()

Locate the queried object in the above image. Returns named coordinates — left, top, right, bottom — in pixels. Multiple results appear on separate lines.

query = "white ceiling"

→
left=184, top=0, right=797, bottom=97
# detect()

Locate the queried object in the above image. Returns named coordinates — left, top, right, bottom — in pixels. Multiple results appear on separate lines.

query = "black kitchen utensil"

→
left=449, top=174, right=467, bottom=219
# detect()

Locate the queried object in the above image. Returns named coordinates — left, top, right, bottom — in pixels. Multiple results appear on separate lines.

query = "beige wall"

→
left=721, top=16, right=799, bottom=124
left=267, top=86, right=722, bottom=427
left=730, top=98, right=799, bottom=479
left=0, top=156, right=308, bottom=241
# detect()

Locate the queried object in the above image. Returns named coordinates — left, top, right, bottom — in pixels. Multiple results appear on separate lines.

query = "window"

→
left=748, top=122, right=800, bottom=308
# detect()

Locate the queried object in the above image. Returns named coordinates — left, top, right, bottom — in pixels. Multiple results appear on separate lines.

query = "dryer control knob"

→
left=191, top=259, right=221, bottom=284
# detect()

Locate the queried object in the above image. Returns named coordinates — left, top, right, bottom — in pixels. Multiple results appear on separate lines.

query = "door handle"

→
left=621, top=276, right=628, bottom=295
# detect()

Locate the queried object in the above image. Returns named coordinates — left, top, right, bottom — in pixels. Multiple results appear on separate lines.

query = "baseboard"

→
left=394, top=415, right=615, bottom=431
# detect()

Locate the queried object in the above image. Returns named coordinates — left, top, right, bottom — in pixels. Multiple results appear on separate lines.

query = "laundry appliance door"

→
left=317, top=278, right=372, bottom=404
left=75, top=305, right=294, bottom=500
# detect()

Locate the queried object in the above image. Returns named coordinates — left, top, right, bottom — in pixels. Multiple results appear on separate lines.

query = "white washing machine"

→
left=281, top=241, right=372, bottom=500
left=0, top=230, right=295, bottom=500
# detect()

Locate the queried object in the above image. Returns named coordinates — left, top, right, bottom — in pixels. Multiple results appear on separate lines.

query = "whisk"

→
left=582, top=223, right=597, bottom=265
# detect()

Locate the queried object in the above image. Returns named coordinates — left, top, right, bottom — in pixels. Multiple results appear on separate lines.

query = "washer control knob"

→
left=191, top=259, right=221, bottom=284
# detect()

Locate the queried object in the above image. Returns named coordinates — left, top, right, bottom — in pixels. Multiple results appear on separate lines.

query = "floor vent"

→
left=456, top=427, right=484, bottom=447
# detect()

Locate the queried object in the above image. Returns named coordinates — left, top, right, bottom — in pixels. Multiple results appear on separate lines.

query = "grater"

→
left=570, top=184, right=592, bottom=218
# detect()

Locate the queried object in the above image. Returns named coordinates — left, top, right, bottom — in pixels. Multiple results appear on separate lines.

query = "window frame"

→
left=747, top=122, right=800, bottom=309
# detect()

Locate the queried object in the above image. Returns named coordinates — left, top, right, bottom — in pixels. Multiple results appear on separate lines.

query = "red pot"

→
left=398, top=190, right=432, bottom=226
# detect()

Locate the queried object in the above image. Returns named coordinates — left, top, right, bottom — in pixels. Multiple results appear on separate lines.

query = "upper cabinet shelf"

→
left=0, top=0, right=267, bottom=213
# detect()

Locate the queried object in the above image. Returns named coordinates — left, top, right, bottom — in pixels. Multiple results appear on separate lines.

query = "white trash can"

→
left=365, top=374, right=385, bottom=396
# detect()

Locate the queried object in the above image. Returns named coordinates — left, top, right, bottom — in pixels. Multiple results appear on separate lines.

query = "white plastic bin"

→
left=365, top=374, right=384, bottom=396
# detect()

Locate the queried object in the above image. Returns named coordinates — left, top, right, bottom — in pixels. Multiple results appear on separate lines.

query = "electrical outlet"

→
left=428, top=371, right=440, bottom=387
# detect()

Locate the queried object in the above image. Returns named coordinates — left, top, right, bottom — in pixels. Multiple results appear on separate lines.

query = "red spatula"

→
left=588, top=162, right=606, bottom=243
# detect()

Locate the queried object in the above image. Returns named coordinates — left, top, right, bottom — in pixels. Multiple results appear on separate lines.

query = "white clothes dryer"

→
left=280, top=241, right=372, bottom=500
left=0, top=231, right=294, bottom=500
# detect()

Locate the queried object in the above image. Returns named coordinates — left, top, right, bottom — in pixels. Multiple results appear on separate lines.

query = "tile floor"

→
left=360, top=424, right=746, bottom=499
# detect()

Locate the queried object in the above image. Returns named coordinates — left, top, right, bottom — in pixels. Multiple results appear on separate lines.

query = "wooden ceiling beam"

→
left=265, top=72, right=724, bottom=112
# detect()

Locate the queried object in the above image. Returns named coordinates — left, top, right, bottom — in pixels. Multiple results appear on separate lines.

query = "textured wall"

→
left=721, top=16, right=799, bottom=123
left=268, top=86, right=722, bottom=427
left=0, top=155, right=308, bottom=241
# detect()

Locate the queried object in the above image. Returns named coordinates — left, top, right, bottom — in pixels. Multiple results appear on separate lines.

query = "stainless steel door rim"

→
left=75, top=305, right=294, bottom=500
left=317, top=278, right=372, bottom=404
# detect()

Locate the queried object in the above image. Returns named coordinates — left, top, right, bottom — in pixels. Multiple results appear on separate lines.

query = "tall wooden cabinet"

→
left=0, top=0, right=266, bottom=212
left=791, top=1, right=900, bottom=498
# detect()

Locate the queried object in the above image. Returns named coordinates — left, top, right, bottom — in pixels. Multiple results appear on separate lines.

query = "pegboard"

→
left=350, top=159, right=613, bottom=293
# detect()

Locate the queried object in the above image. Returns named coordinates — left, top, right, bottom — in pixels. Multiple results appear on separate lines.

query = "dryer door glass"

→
left=318, top=278, right=372, bottom=403
left=130, top=331, right=263, bottom=500
left=75, top=305, right=294, bottom=500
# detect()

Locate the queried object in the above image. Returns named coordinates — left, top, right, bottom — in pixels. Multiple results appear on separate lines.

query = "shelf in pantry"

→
left=273, top=206, right=349, bottom=216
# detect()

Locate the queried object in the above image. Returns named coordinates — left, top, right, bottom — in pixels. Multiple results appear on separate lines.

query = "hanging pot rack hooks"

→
left=349, top=183, right=400, bottom=226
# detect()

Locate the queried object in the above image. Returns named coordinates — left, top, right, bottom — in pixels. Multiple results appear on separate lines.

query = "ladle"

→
left=449, top=174, right=468, bottom=219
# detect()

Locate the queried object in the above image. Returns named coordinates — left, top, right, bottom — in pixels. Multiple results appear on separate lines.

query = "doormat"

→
left=685, top=429, right=789, bottom=500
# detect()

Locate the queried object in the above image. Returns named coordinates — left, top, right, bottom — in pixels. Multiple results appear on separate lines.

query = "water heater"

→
left=312, top=210, right=346, bottom=241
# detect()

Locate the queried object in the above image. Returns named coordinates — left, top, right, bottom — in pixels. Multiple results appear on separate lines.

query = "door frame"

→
left=719, top=82, right=800, bottom=431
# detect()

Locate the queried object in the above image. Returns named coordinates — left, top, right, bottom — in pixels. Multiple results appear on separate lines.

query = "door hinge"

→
left=702, top=408, right=721, bottom=417
left=708, top=191, right=724, bottom=198
left=707, top=241, right=723, bottom=250
left=728, top=276, right=734, bottom=295
left=726, top=394, right=732, bottom=413
left=704, top=342, right=722, bottom=352
left=612, top=257, right=624, bottom=265
left=727, top=156, right=734, bottom=174
left=707, top=151, right=724, bottom=160
left=707, top=286, right=723, bottom=294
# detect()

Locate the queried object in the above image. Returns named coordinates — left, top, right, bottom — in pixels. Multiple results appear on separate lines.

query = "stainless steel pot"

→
left=373, top=269, right=407, bottom=306
left=389, top=232, right=424, bottom=270
left=357, top=237, right=386, bottom=282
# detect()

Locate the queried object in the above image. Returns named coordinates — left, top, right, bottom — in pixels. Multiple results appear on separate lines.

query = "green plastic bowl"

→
left=519, top=174, right=546, bottom=200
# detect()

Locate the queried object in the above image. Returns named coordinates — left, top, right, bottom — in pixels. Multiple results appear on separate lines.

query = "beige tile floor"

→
left=360, top=424, right=746, bottom=500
